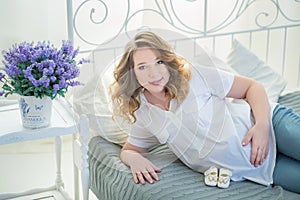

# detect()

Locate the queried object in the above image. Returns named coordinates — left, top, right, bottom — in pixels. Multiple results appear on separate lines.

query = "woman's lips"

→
left=149, top=77, right=163, bottom=85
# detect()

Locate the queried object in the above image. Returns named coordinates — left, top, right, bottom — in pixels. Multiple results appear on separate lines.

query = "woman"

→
left=109, top=31, right=300, bottom=193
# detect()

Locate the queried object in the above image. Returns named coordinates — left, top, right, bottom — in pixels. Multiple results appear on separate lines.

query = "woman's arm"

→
left=121, top=142, right=162, bottom=184
left=226, top=75, right=270, bottom=167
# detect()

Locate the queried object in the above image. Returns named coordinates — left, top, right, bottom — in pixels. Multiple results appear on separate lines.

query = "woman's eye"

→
left=157, top=60, right=164, bottom=65
left=138, top=65, right=146, bottom=70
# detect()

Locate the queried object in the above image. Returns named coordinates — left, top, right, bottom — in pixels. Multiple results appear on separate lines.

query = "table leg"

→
left=55, top=136, right=73, bottom=200
left=73, top=134, right=79, bottom=200
left=55, top=136, right=64, bottom=189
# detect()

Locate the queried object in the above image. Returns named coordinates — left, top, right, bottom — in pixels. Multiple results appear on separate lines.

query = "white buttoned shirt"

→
left=128, top=64, right=276, bottom=186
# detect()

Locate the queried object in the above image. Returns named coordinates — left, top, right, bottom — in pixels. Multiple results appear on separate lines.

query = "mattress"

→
left=88, top=91, right=300, bottom=200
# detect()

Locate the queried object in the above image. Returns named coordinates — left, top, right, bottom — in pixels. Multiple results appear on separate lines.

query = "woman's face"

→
left=133, top=48, right=170, bottom=94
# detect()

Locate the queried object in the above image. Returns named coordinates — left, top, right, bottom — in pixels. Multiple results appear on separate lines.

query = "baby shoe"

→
left=204, top=166, right=218, bottom=186
left=217, top=168, right=232, bottom=189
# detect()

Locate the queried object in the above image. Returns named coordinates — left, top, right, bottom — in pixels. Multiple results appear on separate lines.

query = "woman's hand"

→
left=128, top=152, right=162, bottom=184
left=227, top=75, right=271, bottom=167
left=242, top=123, right=269, bottom=167
left=120, top=142, right=162, bottom=184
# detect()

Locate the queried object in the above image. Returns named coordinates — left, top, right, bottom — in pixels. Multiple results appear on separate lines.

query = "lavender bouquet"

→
left=0, top=40, right=85, bottom=99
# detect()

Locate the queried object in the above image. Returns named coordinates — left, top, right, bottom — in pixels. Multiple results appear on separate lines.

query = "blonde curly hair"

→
left=110, top=31, right=191, bottom=123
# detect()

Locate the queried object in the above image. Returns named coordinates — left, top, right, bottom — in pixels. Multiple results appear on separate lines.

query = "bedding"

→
left=88, top=91, right=300, bottom=200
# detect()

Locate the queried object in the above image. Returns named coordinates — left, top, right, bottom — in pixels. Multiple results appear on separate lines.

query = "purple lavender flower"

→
left=23, top=65, right=34, bottom=78
left=58, top=78, right=66, bottom=88
left=50, top=76, right=57, bottom=82
left=5, top=64, right=22, bottom=77
left=39, top=76, right=50, bottom=88
left=68, top=80, right=81, bottom=86
left=55, top=68, right=64, bottom=75
left=31, top=79, right=39, bottom=87
left=0, top=72, right=5, bottom=82
left=53, top=84, right=59, bottom=92
left=0, top=40, right=87, bottom=99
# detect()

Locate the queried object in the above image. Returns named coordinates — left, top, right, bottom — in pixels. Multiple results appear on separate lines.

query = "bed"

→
left=66, top=0, right=300, bottom=199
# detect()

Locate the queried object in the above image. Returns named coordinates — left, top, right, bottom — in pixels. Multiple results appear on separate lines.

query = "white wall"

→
left=0, top=0, right=67, bottom=61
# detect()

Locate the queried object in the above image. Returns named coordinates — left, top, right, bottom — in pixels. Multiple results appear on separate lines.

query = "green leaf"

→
left=2, top=84, right=13, bottom=91
left=23, top=87, right=34, bottom=95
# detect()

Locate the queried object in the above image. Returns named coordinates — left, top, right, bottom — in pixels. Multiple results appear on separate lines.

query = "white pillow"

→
left=71, top=64, right=129, bottom=146
left=226, top=39, right=287, bottom=102
left=192, top=45, right=235, bottom=73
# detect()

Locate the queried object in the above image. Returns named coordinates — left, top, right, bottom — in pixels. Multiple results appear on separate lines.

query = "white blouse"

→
left=128, top=64, right=277, bottom=186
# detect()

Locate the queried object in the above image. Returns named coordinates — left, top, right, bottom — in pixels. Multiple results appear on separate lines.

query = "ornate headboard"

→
left=66, top=0, right=300, bottom=89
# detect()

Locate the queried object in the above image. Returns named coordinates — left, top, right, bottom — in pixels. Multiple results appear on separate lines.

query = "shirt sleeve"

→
left=128, top=112, right=159, bottom=149
left=192, top=64, right=235, bottom=98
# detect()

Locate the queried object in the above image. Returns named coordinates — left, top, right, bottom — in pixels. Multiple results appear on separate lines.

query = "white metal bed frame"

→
left=66, top=1, right=300, bottom=199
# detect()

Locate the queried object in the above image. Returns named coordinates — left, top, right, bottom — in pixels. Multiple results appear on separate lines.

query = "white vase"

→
left=18, top=96, right=53, bottom=129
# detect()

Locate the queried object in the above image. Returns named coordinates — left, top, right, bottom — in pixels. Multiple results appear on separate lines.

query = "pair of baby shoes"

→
left=204, top=166, right=232, bottom=189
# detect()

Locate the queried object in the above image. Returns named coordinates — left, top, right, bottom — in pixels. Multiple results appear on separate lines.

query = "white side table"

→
left=0, top=98, right=78, bottom=200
